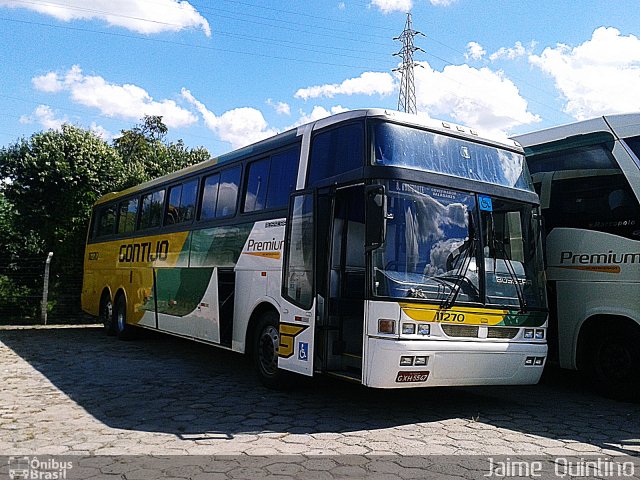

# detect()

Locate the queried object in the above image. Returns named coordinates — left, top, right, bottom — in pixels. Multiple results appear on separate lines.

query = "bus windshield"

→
left=373, top=122, right=534, bottom=191
left=372, top=181, right=546, bottom=309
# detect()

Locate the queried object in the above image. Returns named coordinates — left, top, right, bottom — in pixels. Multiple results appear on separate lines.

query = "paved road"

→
left=0, top=325, right=638, bottom=470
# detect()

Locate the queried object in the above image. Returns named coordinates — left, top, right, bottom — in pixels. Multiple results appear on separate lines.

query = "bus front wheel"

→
left=591, top=329, right=640, bottom=401
left=253, top=311, right=290, bottom=389
left=114, top=295, right=136, bottom=340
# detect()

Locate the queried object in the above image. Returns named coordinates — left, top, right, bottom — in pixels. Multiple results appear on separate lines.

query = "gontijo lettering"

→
left=119, top=240, right=169, bottom=263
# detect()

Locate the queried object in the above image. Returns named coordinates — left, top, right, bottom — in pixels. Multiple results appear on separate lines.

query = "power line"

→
left=0, top=17, right=384, bottom=71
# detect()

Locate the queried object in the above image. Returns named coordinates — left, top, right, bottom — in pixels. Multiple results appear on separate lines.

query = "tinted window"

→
left=117, top=198, right=138, bottom=234
left=623, top=135, right=640, bottom=169
left=532, top=143, right=640, bottom=240
left=216, top=166, right=241, bottom=218
left=201, top=173, right=220, bottom=220
left=166, top=179, right=198, bottom=225
left=267, top=146, right=299, bottom=208
left=547, top=173, right=639, bottom=240
left=309, top=123, right=364, bottom=185
left=375, top=122, right=532, bottom=191
left=527, top=144, right=617, bottom=174
left=96, top=204, right=117, bottom=237
left=200, top=166, right=241, bottom=221
left=139, top=190, right=165, bottom=229
left=244, top=158, right=270, bottom=212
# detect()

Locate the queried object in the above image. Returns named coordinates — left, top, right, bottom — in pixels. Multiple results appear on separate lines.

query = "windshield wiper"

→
left=493, top=238, right=528, bottom=313
left=439, top=239, right=478, bottom=310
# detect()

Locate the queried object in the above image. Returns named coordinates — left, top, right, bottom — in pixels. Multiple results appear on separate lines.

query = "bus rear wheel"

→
left=591, top=329, right=640, bottom=401
left=113, top=294, right=136, bottom=340
left=253, top=311, right=290, bottom=389
left=100, top=295, right=115, bottom=336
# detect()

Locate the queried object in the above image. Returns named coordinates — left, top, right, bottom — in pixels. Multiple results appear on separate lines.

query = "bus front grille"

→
left=441, top=325, right=479, bottom=338
left=487, top=327, right=519, bottom=339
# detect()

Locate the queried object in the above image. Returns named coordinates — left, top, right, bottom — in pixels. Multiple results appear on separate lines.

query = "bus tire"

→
left=113, top=294, right=136, bottom=341
left=590, top=328, right=640, bottom=401
left=253, top=311, right=291, bottom=389
left=100, top=293, right=115, bottom=336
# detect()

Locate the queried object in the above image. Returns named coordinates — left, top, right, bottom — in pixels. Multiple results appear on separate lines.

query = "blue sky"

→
left=1, top=0, right=639, bottom=156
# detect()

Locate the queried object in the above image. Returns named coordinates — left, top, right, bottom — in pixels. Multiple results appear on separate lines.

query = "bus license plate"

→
left=396, top=371, right=430, bottom=383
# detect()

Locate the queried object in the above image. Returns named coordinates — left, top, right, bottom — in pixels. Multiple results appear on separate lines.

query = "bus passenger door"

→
left=279, top=192, right=316, bottom=376
left=319, top=185, right=366, bottom=381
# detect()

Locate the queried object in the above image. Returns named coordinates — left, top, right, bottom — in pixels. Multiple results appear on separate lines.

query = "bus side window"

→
left=266, top=146, right=300, bottom=209
left=308, top=123, right=364, bottom=185
left=200, top=173, right=220, bottom=220
left=216, top=166, right=241, bottom=218
left=244, top=158, right=270, bottom=213
left=95, top=204, right=117, bottom=237
left=165, top=180, right=198, bottom=225
left=117, top=198, right=138, bottom=234
left=139, top=190, right=165, bottom=230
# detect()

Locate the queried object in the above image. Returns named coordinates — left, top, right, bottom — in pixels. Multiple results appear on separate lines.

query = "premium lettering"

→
left=247, top=238, right=284, bottom=252
left=560, top=250, right=640, bottom=265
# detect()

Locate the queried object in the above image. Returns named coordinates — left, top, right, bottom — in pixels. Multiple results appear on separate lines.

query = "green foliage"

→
left=114, top=116, right=209, bottom=188
left=0, top=125, right=124, bottom=264
left=0, top=116, right=210, bottom=321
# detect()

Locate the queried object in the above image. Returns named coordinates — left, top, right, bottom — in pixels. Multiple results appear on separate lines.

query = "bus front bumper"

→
left=363, top=337, right=547, bottom=388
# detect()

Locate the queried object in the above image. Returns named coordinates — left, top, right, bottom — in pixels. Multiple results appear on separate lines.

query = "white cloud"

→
left=369, top=0, right=412, bottom=14
left=369, top=0, right=455, bottom=12
left=32, top=72, right=64, bottom=93
left=90, top=122, right=113, bottom=141
left=465, top=42, right=486, bottom=61
left=182, top=89, right=278, bottom=149
left=32, top=66, right=197, bottom=129
left=0, top=0, right=210, bottom=36
left=19, top=105, right=68, bottom=130
left=413, top=61, right=540, bottom=138
left=489, top=41, right=534, bottom=61
left=295, top=72, right=395, bottom=100
left=266, top=99, right=291, bottom=116
left=529, top=27, right=640, bottom=120
left=292, top=105, right=349, bottom=128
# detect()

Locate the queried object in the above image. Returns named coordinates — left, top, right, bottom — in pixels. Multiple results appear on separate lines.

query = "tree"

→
left=114, top=115, right=209, bottom=188
left=0, top=117, right=210, bottom=322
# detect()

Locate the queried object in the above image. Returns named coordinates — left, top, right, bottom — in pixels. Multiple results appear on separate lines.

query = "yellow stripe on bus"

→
left=399, top=303, right=510, bottom=326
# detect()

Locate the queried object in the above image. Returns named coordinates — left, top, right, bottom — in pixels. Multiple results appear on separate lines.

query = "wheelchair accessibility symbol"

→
left=298, top=342, right=309, bottom=361
left=478, top=195, right=493, bottom=212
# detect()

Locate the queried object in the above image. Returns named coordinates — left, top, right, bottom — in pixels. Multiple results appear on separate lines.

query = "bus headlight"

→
left=535, top=329, right=545, bottom=340
left=414, top=356, right=428, bottom=366
left=378, top=319, right=396, bottom=334
left=402, top=323, right=416, bottom=334
left=400, top=356, right=413, bottom=366
left=418, top=324, right=430, bottom=335
left=524, top=329, right=534, bottom=339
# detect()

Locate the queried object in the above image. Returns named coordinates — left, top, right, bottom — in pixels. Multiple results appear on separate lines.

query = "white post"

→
left=41, top=252, right=53, bottom=325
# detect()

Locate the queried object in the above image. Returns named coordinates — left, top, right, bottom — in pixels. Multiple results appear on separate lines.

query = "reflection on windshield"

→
left=373, top=122, right=533, bottom=191
left=373, top=182, right=546, bottom=309
left=373, top=183, right=482, bottom=304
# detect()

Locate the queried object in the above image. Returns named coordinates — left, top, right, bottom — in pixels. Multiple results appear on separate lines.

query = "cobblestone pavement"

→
left=0, top=325, right=638, bottom=465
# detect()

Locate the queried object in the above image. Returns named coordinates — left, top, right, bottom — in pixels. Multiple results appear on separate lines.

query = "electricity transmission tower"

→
left=393, top=13, right=424, bottom=115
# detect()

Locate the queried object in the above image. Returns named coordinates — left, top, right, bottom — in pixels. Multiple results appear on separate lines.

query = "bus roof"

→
left=95, top=108, right=522, bottom=206
left=513, top=112, right=640, bottom=148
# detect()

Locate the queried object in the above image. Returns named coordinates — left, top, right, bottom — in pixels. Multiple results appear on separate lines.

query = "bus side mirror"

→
left=365, top=185, right=388, bottom=252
